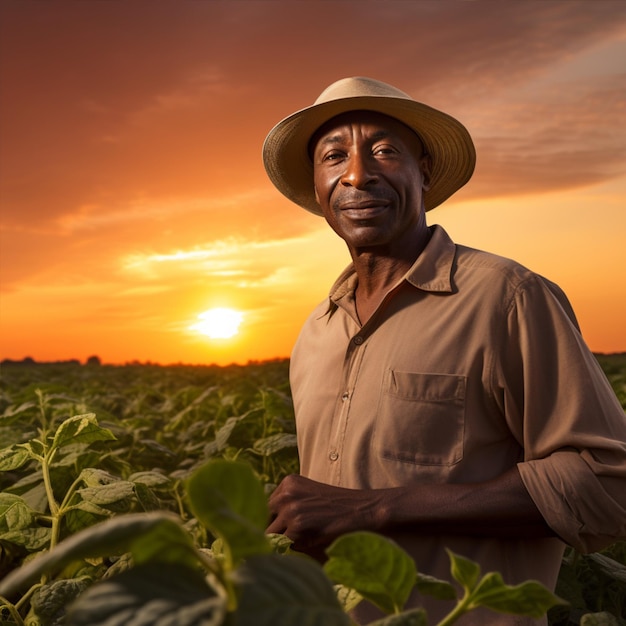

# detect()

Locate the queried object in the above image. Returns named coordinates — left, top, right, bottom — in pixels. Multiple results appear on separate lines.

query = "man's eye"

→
left=373, top=145, right=396, bottom=155
left=322, top=151, right=344, bottom=162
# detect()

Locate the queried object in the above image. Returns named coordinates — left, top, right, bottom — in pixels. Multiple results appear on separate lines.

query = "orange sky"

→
left=1, top=1, right=625, bottom=366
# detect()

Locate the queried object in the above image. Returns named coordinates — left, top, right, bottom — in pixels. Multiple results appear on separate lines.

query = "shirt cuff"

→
left=518, top=449, right=626, bottom=553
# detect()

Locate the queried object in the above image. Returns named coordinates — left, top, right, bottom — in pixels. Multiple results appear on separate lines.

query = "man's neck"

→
left=351, top=226, right=431, bottom=324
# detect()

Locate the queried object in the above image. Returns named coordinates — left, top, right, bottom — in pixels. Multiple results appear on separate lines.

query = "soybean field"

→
left=0, top=355, right=624, bottom=625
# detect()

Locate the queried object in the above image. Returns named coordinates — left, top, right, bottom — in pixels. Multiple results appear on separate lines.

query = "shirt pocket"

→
left=374, top=370, right=466, bottom=466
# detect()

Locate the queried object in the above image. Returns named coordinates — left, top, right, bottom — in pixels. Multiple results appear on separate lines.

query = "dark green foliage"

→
left=0, top=459, right=563, bottom=626
left=549, top=544, right=626, bottom=625
left=0, top=356, right=624, bottom=625
left=67, top=562, right=225, bottom=626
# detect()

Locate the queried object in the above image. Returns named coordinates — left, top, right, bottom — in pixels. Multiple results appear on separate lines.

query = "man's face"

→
left=311, top=111, right=431, bottom=253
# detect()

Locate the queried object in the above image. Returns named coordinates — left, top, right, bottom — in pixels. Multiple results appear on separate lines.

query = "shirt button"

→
left=329, top=451, right=339, bottom=461
left=353, top=335, right=364, bottom=345
left=341, top=392, right=349, bottom=401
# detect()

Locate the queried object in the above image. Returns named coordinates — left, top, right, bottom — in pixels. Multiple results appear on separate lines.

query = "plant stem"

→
left=49, top=514, right=61, bottom=551
left=436, top=593, right=472, bottom=626
left=59, top=474, right=85, bottom=512
left=260, top=392, right=270, bottom=479
left=41, top=445, right=62, bottom=586
left=0, top=596, right=26, bottom=626
left=14, top=585, right=40, bottom=613
left=35, top=389, right=48, bottom=433
left=41, top=448, right=59, bottom=517
left=173, top=481, right=187, bottom=520
left=195, top=550, right=233, bottom=612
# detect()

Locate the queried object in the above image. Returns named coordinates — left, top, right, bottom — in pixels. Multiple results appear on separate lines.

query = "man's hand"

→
left=267, top=474, right=384, bottom=557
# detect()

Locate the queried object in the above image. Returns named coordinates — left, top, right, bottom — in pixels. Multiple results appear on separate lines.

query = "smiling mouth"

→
left=340, top=203, right=389, bottom=219
left=337, top=191, right=392, bottom=210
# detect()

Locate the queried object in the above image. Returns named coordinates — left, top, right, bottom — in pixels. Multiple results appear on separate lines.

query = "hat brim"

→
left=263, top=94, right=476, bottom=215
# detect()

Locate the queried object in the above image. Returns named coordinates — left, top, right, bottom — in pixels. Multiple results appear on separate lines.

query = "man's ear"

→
left=420, top=154, right=433, bottom=191
left=314, top=185, right=320, bottom=205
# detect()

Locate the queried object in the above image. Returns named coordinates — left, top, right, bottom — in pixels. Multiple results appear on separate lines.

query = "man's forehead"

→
left=309, top=110, right=424, bottom=154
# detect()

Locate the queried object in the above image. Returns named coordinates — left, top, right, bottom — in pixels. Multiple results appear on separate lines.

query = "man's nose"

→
left=340, top=153, right=377, bottom=188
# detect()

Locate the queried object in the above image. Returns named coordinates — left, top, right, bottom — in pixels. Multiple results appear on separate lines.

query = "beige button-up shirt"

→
left=290, top=225, right=626, bottom=625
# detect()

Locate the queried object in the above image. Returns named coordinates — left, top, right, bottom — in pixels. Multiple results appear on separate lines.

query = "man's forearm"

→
left=376, top=467, right=555, bottom=539
left=267, top=468, right=556, bottom=556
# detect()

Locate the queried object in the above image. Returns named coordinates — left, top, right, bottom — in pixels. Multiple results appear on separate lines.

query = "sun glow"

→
left=191, top=308, right=244, bottom=339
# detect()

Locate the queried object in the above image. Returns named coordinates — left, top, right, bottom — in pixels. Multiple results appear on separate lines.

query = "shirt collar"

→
left=326, top=224, right=456, bottom=313
left=404, top=224, right=455, bottom=293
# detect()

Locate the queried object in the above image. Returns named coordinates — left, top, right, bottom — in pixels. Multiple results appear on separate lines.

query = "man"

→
left=263, top=77, right=626, bottom=624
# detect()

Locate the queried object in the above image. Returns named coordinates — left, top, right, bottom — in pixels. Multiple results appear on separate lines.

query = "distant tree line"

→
left=0, top=356, right=102, bottom=366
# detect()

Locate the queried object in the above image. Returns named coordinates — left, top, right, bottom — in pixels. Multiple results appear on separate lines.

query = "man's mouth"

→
left=339, top=200, right=389, bottom=219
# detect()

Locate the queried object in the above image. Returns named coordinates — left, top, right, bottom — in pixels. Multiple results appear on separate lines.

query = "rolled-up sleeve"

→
left=498, top=275, right=626, bottom=553
left=520, top=449, right=626, bottom=553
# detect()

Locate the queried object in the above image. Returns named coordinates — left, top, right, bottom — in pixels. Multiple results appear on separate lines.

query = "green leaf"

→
left=128, top=471, right=171, bottom=488
left=1, top=526, right=51, bottom=550
left=18, top=482, right=48, bottom=513
left=233, top=553, right=350, bottom=626
left=580, top=612, right=620, bottom=626
left=415, top=572, right=457, bottom=601
left=133, top=482, right=160, bottom=511
left=78, top=481, right=135, bottom=506
left=447, top=549, right=481, bottom=591
left=53, top=443, right=93, bottom=467
left=0, top=493, right=34, bottom=531
left=129, top=516, right=199, bottom=570
left=51, top=414, right=116, bottom=451
left=334, top=584, right=362, bottom=613
left=76, top=468, right=118, bottom=487
left=0, top=401, right=37, bottom=422
left=68, top=498, right=113, bottom=518
left=588, top=552, right=626, bottom=584
left=324, top=531, right=417, bottom=615
left=267, top=532, right=294, bottom=554
left=0, top=511, right=191, bottom=600
left=0, top=445, right=33, bottom=471
left=137, top=438, right=176, bottom=458
left=31, top=577, right=90, bottom=623
left=186, top=459, right=270, bottom=568
left=66, top=561, right=226, bottom=626
left=205, top=415, right=247, bottom=455
left=470, top=572, right=567, bottom=618
left=552, top=557, right=586, bottom=613
left=252, top=433, right=298, bottom=456
left=64, top=508, right=109, bottom=537
left=18, top=439, right=45, bottom=457
left=5, top=467, right=44, bottom=492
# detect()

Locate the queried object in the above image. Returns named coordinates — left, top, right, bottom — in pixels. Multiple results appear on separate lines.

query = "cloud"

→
left=120, top=234, right=316, bottom=288
left=54, top=187, right=276, bottom=233
left=2, top=1, right=624, bottom=231
left=463, top=79, right=626, bottom=199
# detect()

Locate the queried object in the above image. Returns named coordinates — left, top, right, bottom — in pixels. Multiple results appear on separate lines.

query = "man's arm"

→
left=266, top=467, right=554, bottom=557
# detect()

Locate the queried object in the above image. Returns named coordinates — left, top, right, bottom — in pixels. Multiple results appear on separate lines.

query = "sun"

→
left=191, top=308, right=244, bottom=339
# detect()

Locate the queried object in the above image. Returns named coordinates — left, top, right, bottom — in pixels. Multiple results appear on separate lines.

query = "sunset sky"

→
left=1, top=1, right=625, bottom=366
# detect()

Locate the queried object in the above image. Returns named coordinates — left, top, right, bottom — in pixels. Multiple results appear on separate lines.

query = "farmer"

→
left=263, top=77, right=626, bottom=625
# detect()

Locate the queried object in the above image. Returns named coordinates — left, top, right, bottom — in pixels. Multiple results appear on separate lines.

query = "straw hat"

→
left=263, top=76, right=476, bottom=215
